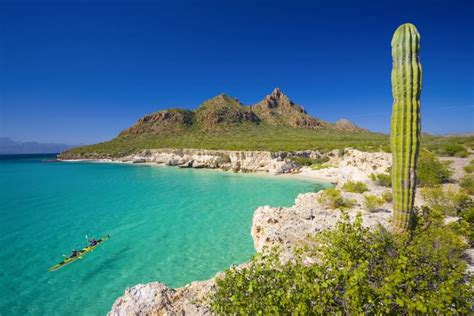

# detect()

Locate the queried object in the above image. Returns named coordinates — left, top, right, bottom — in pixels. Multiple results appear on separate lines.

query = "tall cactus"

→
left=390, top=23, right=422, bottom=231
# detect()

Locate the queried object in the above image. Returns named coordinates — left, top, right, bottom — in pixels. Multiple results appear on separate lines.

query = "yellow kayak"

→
left=48, top=235, right=110, bottom=271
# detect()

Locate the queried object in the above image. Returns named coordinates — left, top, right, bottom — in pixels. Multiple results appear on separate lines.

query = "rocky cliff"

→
left=61, top=148, right=301, bottom=174
left=252, top=88, right=326, bottom=129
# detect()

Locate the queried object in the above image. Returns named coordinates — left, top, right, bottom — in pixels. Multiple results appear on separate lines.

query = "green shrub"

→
left=370, top=173, right=391, bottom=187
left=342, top=181, right=369, bottom=193
left=421, top=185, right=472, bottom=216
left=381, top=190, right=393, bottom=202
left=317, top=188, right=356, bottom=209
left=463, top=160, right=474, bottom=174
left=363, top=194, right=385, bottom=211
left=443, top=143, right=469, bottom=157
left=314, top=156, right=330, bottom=164
left=290, top=156, right=330, bottom=167
left=460, top=174, right=474, bottom=195
left=460, top=206, right=474, bottom=243
left=211, top=212, right=472, bottom=314
left=416, top=150, right=452, bottom=187
left=290, top=156, right=315, bottom=166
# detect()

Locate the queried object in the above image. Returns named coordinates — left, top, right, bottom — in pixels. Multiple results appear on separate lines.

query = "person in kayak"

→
left=88, top=238, right=98, bottom=247
left=70, top=250, right=80, bottom=258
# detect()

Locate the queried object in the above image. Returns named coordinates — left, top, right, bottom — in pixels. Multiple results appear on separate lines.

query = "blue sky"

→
left=1, top=0, right=473, bottom=144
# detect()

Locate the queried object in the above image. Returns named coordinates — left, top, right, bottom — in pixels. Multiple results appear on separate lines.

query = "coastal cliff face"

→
left=61, top=148, right=301, bottom=174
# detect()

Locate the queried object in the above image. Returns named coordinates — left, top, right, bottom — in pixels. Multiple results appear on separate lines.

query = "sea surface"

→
left=0, top=154, right=329, bottom=315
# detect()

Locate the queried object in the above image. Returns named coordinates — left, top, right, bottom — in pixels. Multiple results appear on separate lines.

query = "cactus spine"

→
left=390, top=23, right=422, bottom=231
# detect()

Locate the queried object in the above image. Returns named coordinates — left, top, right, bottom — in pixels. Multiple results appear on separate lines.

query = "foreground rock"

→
left=109, top=279, right=215, bottom=316
left=251, top=191, right=393, bottom=261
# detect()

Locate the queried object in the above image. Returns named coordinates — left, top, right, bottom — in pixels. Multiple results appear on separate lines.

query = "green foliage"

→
left=460, top=206, right=474, bottom=243
left=442, top=143, right=469, bottom=158
left=289, top=156, right=315, bottom=166
left=317, top=188, right=356, bottom=210
left=211, top=212, right=472, bottom=314
left=460, top=174, right=474, bottom=195
left=416, top=150, right=453, bottom=187
left=370, top=172, right=391, bottom=187
left=421, top=185, right=472, bottom=216
left=342, top=181, right=369, bottom=193
left=381, top=190, right=393, bottom=202
left=463, top=160, right=474, bottom=174
left=363, top=194, right=385, bottom=211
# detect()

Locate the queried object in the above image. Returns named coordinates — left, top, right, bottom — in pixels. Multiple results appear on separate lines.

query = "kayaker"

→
left=70, top=250, right=80, bottom=258
left=88, top=238, right=98, bottom=246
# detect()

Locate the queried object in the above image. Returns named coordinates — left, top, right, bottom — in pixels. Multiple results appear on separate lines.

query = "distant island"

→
left=0, top=137, right=74, bottom=155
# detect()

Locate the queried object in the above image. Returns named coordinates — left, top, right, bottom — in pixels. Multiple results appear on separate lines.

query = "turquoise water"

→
left=0, top=154, right=328, bottom=315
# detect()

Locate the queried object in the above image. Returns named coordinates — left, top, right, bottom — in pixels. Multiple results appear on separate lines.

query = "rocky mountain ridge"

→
left=119, top=88, right=365, bottom=137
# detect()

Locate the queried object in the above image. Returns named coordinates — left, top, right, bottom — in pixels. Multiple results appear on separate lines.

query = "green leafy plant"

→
left=460, top=174, right=474, bottom=195
left=421, top=185, right=472, bottom=216
left=416, top=150, right=453, bottom=187
left=317, top=188, right=356, bottom=209
left=341, top=181, right=369, bottom=193
left=463, top=160, right=474, bottom=174
left=211, top=212, right=472, bottom=314
left=370, top=172, right=391, bottom=187
left=442, top=143, right=469, bottom=158
left=363, top=194, right=385, bottom=212
left=381, top=190, right=393, bottom=202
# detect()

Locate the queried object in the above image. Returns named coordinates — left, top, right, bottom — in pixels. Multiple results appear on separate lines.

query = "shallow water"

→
left=0, top=154, right=329, bottom=315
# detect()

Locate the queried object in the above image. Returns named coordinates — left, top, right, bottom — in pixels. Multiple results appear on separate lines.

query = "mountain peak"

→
left=252, top=89, right=325, bottom=129
left=198, top=93, right=242, bottom=110
left=335, top=118, right=367, bottom=132
left=258, top=88, right=295, bottom=110
left=270, top=87, right=282, bottom=96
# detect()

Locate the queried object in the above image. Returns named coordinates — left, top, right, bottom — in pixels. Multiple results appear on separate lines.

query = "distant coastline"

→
left=0, top=137, right=76, bottom=155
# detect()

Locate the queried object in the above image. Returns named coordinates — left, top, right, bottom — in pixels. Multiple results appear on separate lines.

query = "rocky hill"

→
left=119, top=88, right=364, bottom=137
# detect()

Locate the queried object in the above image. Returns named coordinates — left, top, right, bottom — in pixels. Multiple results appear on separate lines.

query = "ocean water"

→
left=0, top=154, right=329, bottom=315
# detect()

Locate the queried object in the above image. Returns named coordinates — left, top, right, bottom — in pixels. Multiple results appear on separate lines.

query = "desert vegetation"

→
left=211, top=212, right=472, bottom=314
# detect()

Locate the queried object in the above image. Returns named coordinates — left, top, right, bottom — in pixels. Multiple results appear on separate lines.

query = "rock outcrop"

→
left=251, top=191, right=392, bottom=261
left=195, top=94, right=260, bottom=130
left=251, top=88, right=325, bottom=129
left=60, top=148, right=300, bottom=174
left=109, top=279, right=215, bottom=316
left=120, top=109, right=195, bottom=136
